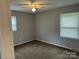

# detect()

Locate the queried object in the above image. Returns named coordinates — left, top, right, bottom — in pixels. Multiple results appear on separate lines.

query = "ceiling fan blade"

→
left=12, top=4, right=29, bottom=6
left=38, top=3, right=54, bottom=5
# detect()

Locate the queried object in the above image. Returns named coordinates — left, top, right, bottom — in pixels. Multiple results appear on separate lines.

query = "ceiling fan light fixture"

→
left=32, top=8, right=36, bottom=12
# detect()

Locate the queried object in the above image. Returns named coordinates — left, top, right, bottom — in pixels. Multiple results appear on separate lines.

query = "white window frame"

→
left=60, top=12, right=79, bottom=39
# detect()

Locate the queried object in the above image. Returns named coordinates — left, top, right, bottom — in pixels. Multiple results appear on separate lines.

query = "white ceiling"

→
left=11, top=0, right=79, bottom=13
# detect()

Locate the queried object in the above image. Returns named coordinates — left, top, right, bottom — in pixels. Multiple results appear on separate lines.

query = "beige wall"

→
left=12, top=11, right=35, bottom=46
left=0, top=0, right=15, bottom=59
left=35, top=4, right=79, bottom=50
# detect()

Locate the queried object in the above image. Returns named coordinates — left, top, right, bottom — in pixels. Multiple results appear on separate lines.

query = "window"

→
left=11, top=16, right=17, bottom=31
left=60, top=12, right=79, bottom=39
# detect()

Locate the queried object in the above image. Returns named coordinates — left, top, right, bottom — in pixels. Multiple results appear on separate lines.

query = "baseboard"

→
left=14, top=40, right=33, bottom=46
left=37, top=39, right=79, bottom=53
left=14, top=39, right=79, bottom=53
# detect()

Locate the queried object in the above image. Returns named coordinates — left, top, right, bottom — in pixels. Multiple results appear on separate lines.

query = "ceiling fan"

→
left=12, top=0, right=53, bottom=12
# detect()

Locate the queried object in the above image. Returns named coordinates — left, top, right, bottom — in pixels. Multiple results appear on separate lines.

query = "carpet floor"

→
left=15, top=40, right=79, bottom=59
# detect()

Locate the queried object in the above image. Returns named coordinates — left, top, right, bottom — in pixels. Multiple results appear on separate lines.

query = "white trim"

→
left=37, top=39, right=79, bottom=52
left=14, top=39, right=33, bottom=46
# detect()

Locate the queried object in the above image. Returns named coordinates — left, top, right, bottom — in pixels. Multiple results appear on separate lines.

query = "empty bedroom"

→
left=0, top=0, right=79, bottom=59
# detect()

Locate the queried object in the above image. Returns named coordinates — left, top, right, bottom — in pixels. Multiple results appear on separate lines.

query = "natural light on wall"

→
left=11, top=16, right=17, bottom=31
left=60, top=12, right=79, bottom=39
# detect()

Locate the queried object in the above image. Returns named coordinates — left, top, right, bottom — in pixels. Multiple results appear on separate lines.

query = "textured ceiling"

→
left=11, top=0, right=79, bottom=13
